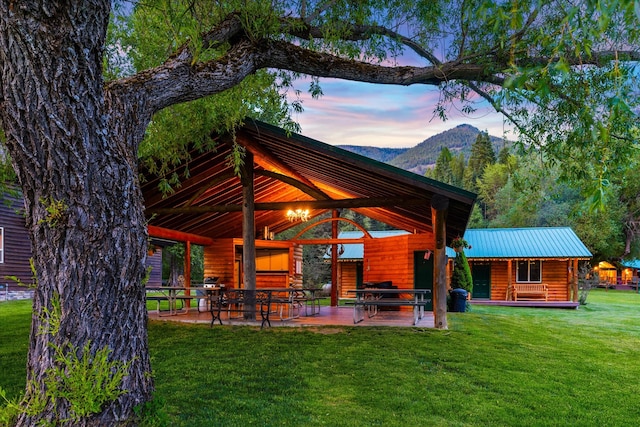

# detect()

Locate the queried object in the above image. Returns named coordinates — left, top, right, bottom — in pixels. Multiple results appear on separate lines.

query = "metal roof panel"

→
left=448, top=227, right=592, bottom=259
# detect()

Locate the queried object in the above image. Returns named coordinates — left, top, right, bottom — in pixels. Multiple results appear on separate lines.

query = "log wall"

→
left=203, top=239, right=236, bottom=286
left=204, top=238, right=300, bottom=289
left=363, top=233, right=434, bottom=290
left=0, top=196, right=33, bottom=288
left=338, top=262, right=359, bottom=298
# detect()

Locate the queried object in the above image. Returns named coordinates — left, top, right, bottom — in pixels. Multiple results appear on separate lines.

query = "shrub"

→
left=451, top=250, right=473, bottom=293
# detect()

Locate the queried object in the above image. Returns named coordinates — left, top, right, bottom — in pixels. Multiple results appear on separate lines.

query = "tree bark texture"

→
left=0, top=3, right=152, bottom=425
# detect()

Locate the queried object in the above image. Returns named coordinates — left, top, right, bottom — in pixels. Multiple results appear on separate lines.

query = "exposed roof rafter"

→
left=141, top=120, right=476, bottom=242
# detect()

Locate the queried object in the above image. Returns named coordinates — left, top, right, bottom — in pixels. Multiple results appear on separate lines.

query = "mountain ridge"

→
left=337, top=124, right=508, bottom=174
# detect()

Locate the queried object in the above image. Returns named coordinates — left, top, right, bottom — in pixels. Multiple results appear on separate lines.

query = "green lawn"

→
left=2, top=289, right=640, bottom=426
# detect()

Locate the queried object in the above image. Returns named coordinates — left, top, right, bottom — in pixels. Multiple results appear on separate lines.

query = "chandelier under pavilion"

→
left=286, top=208, right=310, bottom=222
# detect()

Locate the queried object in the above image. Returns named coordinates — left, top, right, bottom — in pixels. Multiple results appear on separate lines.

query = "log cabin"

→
left=450, top=227, right=592, bottom=302
left=330, top=227, right=592, bottom=305
left=619, top=259, right=640, bottom=288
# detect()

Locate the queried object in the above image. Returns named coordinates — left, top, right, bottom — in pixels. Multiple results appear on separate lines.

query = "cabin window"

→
left=0, top=227, right=4, bottom=263
left=516, top=260, right=541, bottom=282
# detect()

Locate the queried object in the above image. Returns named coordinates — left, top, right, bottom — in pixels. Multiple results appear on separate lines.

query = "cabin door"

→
left=355, top=261, right=363, bottom=289
left=472, top=263, right=491, bottom=299
left=413, top=251, right=434, bottom=311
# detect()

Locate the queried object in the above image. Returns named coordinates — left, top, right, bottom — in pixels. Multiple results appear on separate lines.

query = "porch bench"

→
left=513, top=283, right=548, bottom=301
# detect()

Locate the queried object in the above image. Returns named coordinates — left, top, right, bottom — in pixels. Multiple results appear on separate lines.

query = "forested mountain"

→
left=336, top=145, right=408, bottom=162
left=337, top=124, right=507, bottom=175
left=388, top=124, right=507, bottom=175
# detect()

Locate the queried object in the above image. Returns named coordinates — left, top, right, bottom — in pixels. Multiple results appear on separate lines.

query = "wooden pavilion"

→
left=141, top=120, right=476, bottom=327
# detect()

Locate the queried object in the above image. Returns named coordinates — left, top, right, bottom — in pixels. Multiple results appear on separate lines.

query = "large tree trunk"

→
left=0, top=2, right=153, bottom=425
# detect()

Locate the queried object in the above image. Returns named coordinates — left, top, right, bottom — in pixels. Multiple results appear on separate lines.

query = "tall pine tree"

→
left=463, top=132, right=496, bottom=192
left=432, top=147, right=454, bottom=184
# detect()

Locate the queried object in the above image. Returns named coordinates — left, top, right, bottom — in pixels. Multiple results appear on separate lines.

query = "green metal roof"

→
left=329, top=227, right=592, bottom=261
left=621, top=259, right=640, bottom=269
left=448, top=227, right=592, bottom=259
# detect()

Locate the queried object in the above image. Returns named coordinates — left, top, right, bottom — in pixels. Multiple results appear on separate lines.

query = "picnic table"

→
left=208, top=287, right=324, bottom=328
left=146, top=286, right=211, bottom=316
left=348, top=288, right=432, bottom=325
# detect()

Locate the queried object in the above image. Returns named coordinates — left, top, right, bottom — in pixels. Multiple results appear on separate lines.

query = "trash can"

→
left=449, top=288, right=468, bottom=312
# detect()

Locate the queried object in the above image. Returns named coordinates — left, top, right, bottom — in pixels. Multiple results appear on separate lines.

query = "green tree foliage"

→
left=426, top=147, right=466, bottom=188
left=476, top=162, right=510, bottom=221
left=451, top=250, right=473, bottom=293
left=110, top=1, right=304, bottom=184
left=161, top=244, right=205, bottom=285
left=463, top=132, right=496, bottom=192
left=573, top=205, right=626, bottom=260
left=451, top=153, right=466, bottom=188
left=432, top=147, right=454, bottom=184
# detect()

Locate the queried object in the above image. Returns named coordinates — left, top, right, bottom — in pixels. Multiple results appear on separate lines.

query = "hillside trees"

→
left=0, top=1, right=637, bottom=424
left=460, top=148, right=627, bottom=259
left=464, top=132, right=497, bottom=192
left=431, top=147, right=455, bottom=184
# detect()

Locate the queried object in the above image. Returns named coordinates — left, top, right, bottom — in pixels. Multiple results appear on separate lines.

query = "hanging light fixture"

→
left=286, top=208, right=310, bottom=222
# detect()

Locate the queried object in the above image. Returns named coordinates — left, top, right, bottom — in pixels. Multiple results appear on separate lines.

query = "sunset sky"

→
left=289, top=78, right=512, bottom=149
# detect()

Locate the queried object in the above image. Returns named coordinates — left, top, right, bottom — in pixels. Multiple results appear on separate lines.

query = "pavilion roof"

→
left=142, top=120, right=476, bottom=243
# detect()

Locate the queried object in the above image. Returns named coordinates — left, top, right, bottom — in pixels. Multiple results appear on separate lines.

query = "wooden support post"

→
left=185, top=240, right=192, bottom=309
left=507, top=259, right=513, bottom=301
left=572, top=258, right=579, bottom=302
left=241, top=152, right=256, bottom=320
left=431, top=195, right=449, bottom=330
left=331, top=209, right=339, bottom=306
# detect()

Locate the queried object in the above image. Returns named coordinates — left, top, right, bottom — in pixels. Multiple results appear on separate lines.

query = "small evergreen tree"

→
left=451, top=250, right=473, bottom=293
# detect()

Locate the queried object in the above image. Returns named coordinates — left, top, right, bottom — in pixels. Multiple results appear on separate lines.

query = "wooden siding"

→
left=290, top=244, right=303, bottom=287
left=204, top=238, right=301, bottom=288
left=489, top=262, right=509, bottom=301
left=0, top=196, right=32, bottom=288
left=363, top=234, right=434, bottom=290
left=471, top=259, right=572, bottom=301
left=204, top=239, right=236, bottom=286
left=338, top=262, right=359, bottom=298
left=336, top=233, right=435, bottom=300
left=256, top=273, right=288, bottom=288
left=145, top=250, right=163, bottom=286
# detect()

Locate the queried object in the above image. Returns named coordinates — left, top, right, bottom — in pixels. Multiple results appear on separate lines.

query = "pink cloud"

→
left=289, top=78, right=512, bottom=148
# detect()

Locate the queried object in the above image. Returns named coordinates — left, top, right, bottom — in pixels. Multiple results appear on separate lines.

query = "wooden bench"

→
left=513, top=283, right=548, bottom=301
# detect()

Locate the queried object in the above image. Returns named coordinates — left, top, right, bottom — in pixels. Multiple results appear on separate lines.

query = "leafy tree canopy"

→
left=105, top=0, right=639, bottom=196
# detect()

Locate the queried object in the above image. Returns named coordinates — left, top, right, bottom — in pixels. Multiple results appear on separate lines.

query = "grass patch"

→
left=2, top=290, right=640, bottom=425
left=0, top=299, right=31, bottom=399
